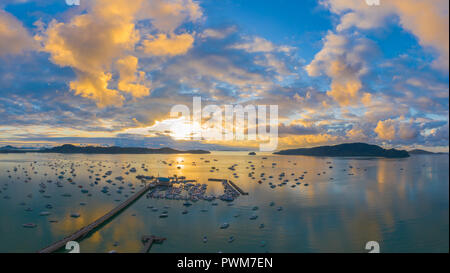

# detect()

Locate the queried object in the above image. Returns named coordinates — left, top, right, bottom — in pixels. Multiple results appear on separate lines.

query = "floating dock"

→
left=208, top=178, right=227, bottom=182
left=38, top=181, right=156, bottom=253
left=141, top=235, right=166, bottom=253
left=208, top=178, right=248, bottom=195
left=227, top=180, right=248, bottom=195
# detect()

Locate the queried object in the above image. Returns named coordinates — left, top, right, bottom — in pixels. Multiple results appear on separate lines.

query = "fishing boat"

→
left=159, top=213, right=168, bottom=218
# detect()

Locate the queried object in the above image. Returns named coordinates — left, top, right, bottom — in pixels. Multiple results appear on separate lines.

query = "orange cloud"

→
left=139, top=0, right=202, bottom=32
left=278, top=133, right=339, bottom=148
left=39, top=0, right=142, bottom=107
left=116, top=55, right=150, bottom=98
left=142, top=33, right=194, bottom=56
left=305, top=32, right=373, bottom=106
left=38, top=0, right=201, bottom=107
left=374, top=119, right=396, bottom=140
left=346, top=128, right=367, bottom=140
left=327, top=79, right=362, bottom=106
left=70, top=71, right=124, bottom=106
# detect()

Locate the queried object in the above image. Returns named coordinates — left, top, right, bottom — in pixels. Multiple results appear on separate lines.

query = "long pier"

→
left=38, top=181, right=155, bottom=253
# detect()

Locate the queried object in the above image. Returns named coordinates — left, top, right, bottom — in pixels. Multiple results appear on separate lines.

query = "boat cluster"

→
left=146, top=182, right=211, bottom=201
left=145, top=180, right=240, bottom=203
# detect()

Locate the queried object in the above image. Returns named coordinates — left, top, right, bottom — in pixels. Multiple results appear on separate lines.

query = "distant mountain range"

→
left=408, top=149, right=448, bottom=155
left=0, top=145, right=38, bottom=151
left=0, top=145, right=17, bottom=151
left=0, top=144, right=210, bottom=154
left=1, top=143, right=447, bottom=157
left=274, top=143, right=410, bottom=158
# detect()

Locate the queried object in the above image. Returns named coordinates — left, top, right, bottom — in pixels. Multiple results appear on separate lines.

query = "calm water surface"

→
left=0, top=152, right=448, bottom=253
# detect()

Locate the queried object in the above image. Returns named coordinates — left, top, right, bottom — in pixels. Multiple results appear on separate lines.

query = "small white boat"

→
left=159, top=213, right=168, bottom=218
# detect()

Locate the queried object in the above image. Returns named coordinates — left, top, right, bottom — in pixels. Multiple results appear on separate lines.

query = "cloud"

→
left=278, top=133, right=340, bottom=148
left=38, top=0, right=143, bottom=107
left=0, top=1, right=447, bottom=152
left=138, top=0, right=202, bottom=33
left=374, top=119, right=396, bottom=140
left=164, top=54, right=268, bottom=92
left=321, top=0, right=449, bottom=71
left=392, top=0, right=449, bottom=71
left=426, top=123, right=449, bottom=143
left=398, top=121, right=419, bottom=140
left=305, top=32, right=377, bottom=106
left=141, top=33, right=194, bottom=56
left=254, top=53, right=294, bottom=80
left=38, top=0, right=201, bottom=107
left=69, top=71, right=124, bottom=107
left=346, top=127, right=367, bottom=140
left=200, top=26, right=237, bottom=39
left=278, top=123, right=320, bottom=137
left=116, top=55, right=150, bottom=97
left=374, top=118, right=419, bottom=141
left=230, top=36, right=293, bottom=53
left=0, top=9, right=36, bottom=56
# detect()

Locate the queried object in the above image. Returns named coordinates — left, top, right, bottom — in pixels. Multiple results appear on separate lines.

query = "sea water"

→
left=0, top=152, right=448, bottom=253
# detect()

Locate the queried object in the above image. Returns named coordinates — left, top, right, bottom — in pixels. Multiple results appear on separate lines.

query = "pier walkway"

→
left=227, top=180, right=249, bottom=195
left=38, top=181, right=155, bottom=253
left=208, top=178, right=248, bottom=195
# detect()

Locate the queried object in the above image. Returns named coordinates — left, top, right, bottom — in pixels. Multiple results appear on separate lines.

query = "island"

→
left=274, top=143, right=409, bottom=158
left=0, top=144, right=210, bottom=154
left=408, top=149, right=447, bottom=155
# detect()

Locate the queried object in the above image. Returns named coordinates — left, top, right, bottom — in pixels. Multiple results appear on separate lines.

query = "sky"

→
left=0, top=0, right=448, bottom=152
